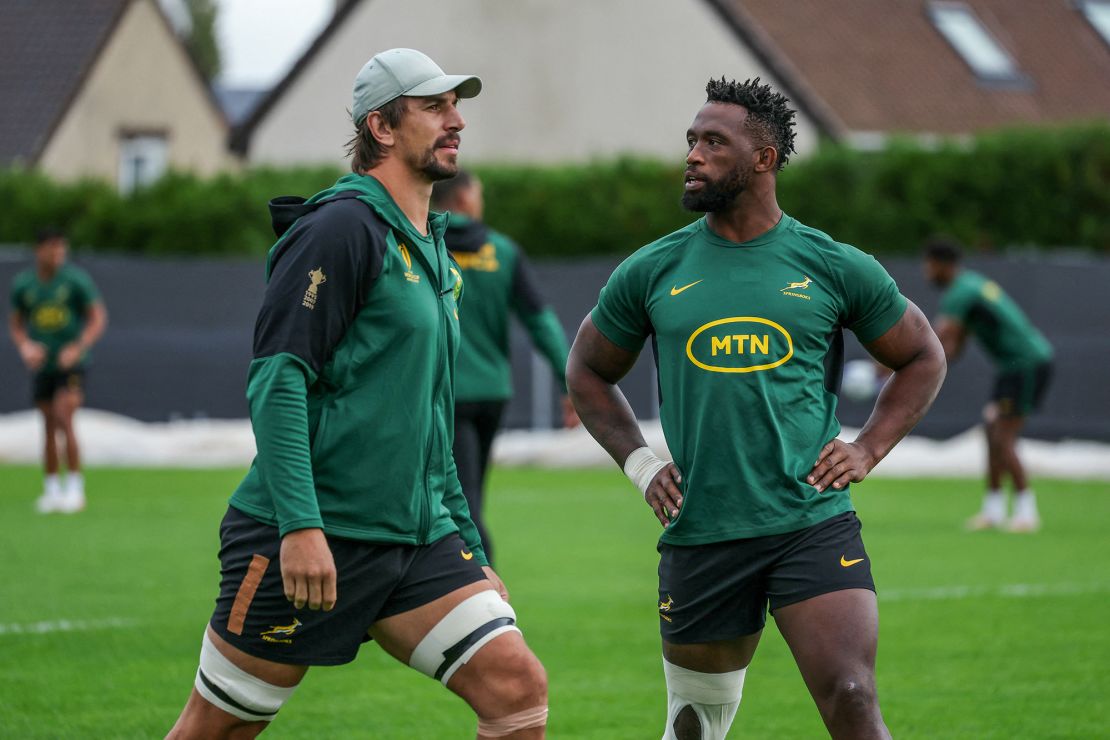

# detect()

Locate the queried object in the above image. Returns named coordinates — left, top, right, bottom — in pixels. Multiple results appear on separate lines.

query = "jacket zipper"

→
left=407, top=235, right=447, bottom=544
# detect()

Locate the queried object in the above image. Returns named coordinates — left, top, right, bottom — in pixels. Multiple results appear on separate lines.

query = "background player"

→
left=167, top=49, right=547, bottom=739
left=8, top=228, right=107, bottom=513
left=924, top=239, right=1053, bottom=532
left=568, top=77, right=945, bottom=739
left=432, top=170, right=579, bottom=564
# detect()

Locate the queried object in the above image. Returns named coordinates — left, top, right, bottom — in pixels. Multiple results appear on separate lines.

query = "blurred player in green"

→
left=924, top=239, right=1053, bottom=532
left=569, top=77, right=945, bottom=739
left=8, top=229, right=107, bottom=513
left=432, top=170, right=578, bottom=565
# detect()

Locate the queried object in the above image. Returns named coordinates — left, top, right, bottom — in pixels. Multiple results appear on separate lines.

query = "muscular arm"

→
left=809, top=301, right=947, bottom=491
left=567, top=316, right=683, bottom=526
left=58, top=301, right=107, bottom=370
left=8, top=312, right=45, bottom=370
left=933, top=316, right=967, bottom=362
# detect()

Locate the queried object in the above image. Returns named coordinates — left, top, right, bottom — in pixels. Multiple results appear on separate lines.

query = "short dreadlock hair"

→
left=705, top=77, right=797, bottom=171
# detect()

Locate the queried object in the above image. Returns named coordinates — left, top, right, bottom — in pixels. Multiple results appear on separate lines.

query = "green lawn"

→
left=0, top=466, right=1107, bottom=738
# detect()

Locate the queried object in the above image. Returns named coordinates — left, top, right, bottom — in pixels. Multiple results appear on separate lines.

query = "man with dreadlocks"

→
left=567, top=77, right=946, bottom=739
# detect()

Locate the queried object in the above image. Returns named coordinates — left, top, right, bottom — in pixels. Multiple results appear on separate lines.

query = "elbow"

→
left=929, top=340, right=948, bottom=391
left=565, top=357, right=587, bottom=405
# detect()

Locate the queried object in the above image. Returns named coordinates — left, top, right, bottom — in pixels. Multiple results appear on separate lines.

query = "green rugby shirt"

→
left=592, top=214, right=907, bottom=545
left=939, top=270, right=1052, bottom=370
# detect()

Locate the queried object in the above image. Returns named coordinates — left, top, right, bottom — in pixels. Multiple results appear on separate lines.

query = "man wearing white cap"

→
left=168, top=49, right=548, bottom=739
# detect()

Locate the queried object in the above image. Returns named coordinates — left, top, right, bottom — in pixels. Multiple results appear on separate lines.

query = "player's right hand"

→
left=645, top=463, right=684, bottom=528
left=280, top=528, right=337, bottom=611
left=18, top=340, right=46, bottom=371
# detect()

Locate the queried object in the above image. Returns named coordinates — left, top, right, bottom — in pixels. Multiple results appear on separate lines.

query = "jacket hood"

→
left=268, top=173, right=448, bottom=243
left=443, top=214, right=490, bottom=253
left=312, top=173, right=447, bottom=244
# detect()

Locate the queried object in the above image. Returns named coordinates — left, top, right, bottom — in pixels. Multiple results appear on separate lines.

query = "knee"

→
left=488, top=648, right=548, bottom=706
left=822, top=676, right=878, bottom=717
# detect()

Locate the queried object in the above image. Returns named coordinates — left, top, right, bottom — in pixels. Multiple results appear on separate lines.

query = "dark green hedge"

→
left=2, top=123, right=1107, bottom=257
left=778, top=122, right=1110, bottom=254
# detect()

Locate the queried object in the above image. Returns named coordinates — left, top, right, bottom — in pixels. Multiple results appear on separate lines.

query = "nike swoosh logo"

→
left=670, top=280, right=703, bottom=296
left=840, top=556, right=864, bottom=567
left=460, top=550, right=474, bottom=561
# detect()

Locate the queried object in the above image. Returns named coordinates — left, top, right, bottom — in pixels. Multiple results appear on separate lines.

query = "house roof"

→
left=232, top=0, right=1110, bottom=159
left=0, top=0, right=130, bottom=166
left=0, top=0, right=227, bottom=168
left=722, top=0, right=1110, bottom=137
left=229, top=0, right=364, bottom=155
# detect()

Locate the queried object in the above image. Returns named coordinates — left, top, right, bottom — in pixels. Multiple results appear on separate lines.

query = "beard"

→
left=410, top=137, right=460, bottom=181
left=681, top=165, right=750, bottom=212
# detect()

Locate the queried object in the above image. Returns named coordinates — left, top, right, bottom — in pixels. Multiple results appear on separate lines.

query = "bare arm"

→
left=58, top=301, right=108, bottom=370
left=933, top=316, right=967, bottom=362
left=8, top=312, right=45, bottom=370
left=566, top=315, right=646, bottom=464
left=567, top=316, right=683, bottom=526
left=808, top=300, right=947, bottom=492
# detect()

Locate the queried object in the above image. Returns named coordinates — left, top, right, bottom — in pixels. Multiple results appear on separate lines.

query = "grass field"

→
left=1, top=465, right=1108, bottom=739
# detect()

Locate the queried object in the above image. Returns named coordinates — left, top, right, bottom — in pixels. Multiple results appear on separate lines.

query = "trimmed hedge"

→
left=1, top=123, right=1107, bottom=257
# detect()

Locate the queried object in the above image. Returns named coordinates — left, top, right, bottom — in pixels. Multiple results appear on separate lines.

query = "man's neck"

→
left=704, top=187, right=782, bottom=244
left=362, top=161, right=433, bottom=236
left=36, top=264, right=58, bottom=281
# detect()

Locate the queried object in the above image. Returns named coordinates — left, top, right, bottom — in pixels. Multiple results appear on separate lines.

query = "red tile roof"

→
left=715, top=0, right=1110, bottom=136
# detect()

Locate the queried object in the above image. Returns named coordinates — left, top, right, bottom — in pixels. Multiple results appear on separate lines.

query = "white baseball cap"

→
left=352, top=48, right=482, bottom=123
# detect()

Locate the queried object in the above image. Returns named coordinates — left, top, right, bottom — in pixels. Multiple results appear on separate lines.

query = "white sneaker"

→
left=966, top=512, right=1004, bottom=531
left=58, top=487, right=86, bottom=514
left=35, top=489, right=66, bottom=514
left=1007, top=514, right=1041, bottom=533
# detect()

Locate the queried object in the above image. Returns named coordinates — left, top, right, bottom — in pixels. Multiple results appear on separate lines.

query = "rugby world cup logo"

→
left=686, top=317, right=794, bottom=373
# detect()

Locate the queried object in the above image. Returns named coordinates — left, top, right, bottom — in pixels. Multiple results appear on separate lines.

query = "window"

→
left=118, top=133, right=168, bottom=194
left=928, top=2, right=1025, bottom=84
left=1079, top=0, right=1110, bottom=47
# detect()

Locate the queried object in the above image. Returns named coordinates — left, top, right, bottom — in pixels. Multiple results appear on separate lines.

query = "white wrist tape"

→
left=623, top=447, right=669, bottom=495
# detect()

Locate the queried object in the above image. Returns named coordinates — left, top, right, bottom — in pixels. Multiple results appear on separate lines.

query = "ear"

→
left=754, top=145, right=778, bottom=173
left=366, top=111, right=396, bottom=148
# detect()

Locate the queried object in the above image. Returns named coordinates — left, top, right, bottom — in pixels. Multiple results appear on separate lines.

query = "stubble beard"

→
left=681, top=165, right=750, bottom=213
left=411, top=140, right=459, bottom=182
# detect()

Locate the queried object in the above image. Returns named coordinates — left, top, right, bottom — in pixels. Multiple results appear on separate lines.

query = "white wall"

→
left=247, top=0, right=820, bottom=167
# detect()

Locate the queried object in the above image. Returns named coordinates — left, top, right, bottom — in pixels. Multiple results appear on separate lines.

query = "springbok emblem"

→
left=781, top=276, right=812, bottom=292
left=261, top=618, right=303, bottom=643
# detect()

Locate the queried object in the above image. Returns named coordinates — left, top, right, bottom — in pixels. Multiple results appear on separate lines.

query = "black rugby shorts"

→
left=657, top=511, right=875, bottom=644
left=209, top=506, right=488, bottom=665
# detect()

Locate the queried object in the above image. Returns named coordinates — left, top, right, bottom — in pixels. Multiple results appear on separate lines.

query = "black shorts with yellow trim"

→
left=657, top=511, right=874, bottom=644
left=209, top=506, right=488, bottom=666
left=32, top=367, right=85, bottom=403
left=992, top=361, right=1053, bottom=418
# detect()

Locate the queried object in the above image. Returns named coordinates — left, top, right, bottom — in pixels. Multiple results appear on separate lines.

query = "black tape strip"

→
left=433, top=617, right=516, bottom=682
left=198, top=669, right=276, bottom=719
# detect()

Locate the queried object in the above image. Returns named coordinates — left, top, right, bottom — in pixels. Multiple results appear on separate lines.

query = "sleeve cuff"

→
left=590, top=306, right=647, bottom=353
left=854, top=295, right=908, bottom=344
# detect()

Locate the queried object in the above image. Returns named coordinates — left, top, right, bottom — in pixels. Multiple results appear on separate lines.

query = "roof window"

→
left=928, top=2, right=1024, bottom=83
left=1079, top=0, right=1110, bottom=47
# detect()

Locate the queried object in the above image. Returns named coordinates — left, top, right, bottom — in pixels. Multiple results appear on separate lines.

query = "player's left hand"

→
left=57, top=342, right=84, bottom=370
left=482, top=566, right=510, bottom=602
left=807, top=439, right=877, bottom=493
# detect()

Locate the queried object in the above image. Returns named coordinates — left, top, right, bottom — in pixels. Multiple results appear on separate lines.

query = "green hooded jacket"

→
left=228, top=173, right=486, bottom=565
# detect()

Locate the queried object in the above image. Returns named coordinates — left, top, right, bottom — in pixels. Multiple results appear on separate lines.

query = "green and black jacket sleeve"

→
left=509, top=244, right=570, bottom=391
left=248, top=197, right=385, bottom=536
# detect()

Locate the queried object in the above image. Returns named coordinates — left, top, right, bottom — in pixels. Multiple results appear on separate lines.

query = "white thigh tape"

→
left=194, top=631, right=296, bottom=723
left=410, top=590, right=520, bottom=685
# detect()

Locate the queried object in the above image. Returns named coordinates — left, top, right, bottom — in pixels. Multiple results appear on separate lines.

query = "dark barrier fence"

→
left=1, top=247, right=1106, bottom=441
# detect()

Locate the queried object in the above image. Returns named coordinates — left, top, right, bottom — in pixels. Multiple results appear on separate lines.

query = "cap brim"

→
left=405, top=74, right=482, bottom=100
